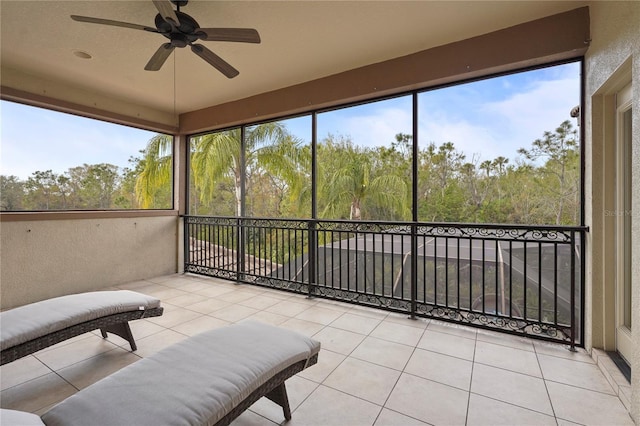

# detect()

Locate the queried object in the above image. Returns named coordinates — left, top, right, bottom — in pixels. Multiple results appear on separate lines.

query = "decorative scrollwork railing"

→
left=184, top=216, right=586, bottom=348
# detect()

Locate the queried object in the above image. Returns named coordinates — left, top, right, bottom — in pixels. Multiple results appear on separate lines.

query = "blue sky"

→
left=310, top=61, right=581, bottom=163
left=0, top=102, right=159, bottom=179
left=0, top=61, right=580, bottom=180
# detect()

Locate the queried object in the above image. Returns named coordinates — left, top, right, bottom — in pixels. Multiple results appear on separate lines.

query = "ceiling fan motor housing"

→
left=155, top=11, right=203, bottom=47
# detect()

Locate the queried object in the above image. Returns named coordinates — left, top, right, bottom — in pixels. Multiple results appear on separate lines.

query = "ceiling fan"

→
left=70, top=0, right=260, bottom=78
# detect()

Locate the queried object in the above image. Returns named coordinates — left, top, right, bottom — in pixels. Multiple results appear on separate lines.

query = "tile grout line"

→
left=464, top=329, right=478, bottom=426
left=300, top=310, right=413, bottom=424
left=533, top=339, right=559, bottom=423
left=373, top=319, right=430, bottom=425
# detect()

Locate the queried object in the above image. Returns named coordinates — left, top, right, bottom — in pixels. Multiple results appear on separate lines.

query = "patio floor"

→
left=0, top=273, right=633, bottom=425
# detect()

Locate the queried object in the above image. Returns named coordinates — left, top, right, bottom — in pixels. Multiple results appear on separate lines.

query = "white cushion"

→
left=0, top=409, right=45, bottom=425
left=0, top=291, right=161, bottom=350
left=41, top=321, right=320, bottom=426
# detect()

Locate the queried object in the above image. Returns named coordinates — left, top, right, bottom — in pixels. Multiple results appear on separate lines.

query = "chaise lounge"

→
left=1, top=320, right=321, bottom=426
left=0, top=290, right=164, bottom=365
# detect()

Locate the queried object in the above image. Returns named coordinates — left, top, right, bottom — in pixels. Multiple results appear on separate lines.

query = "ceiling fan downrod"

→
left=171, top=0, right=188, bottom=11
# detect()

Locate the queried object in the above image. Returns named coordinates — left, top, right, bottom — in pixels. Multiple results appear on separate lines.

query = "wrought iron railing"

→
left=184, top=216, right=587, bottom=348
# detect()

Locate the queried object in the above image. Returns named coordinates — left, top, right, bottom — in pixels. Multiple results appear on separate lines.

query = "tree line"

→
left=182, top=119, right=580, bottom=225
left=0, top=135, right=173, bottom=211
left=1, top=120, right=580, bottom=225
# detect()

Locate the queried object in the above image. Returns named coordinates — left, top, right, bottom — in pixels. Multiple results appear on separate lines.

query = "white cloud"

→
left=343, top=106, right=413, bottom=147
left=418, top=116, right=503, bottom=163
left=416, top=72, right=580, bottom=163
left=317, top=103, right=413, bottom=148
left=314, top=64, right=580, bottom=164
left=482, top=76, right=580, bottom=151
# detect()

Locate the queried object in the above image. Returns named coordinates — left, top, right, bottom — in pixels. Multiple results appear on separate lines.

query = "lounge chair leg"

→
left=265, top=382, right=291, bottom=421
left=100, top=322, right=137, bottom=351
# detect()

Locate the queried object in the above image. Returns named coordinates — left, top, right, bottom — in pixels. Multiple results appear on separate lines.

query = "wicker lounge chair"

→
left=0, top=290, right=163, bottom=365
left=1, top=321, right=321, bottom=426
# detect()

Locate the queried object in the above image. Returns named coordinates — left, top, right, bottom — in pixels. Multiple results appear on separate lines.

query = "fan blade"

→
left=197, top=28, right=261, bottom=44
left=71, top=15, right=158, bottom=32
left=145, top=43, right=175, bottom=71
left=190, top=44, right=239, bottom=78
left=152, top=0, right=179, bottom=25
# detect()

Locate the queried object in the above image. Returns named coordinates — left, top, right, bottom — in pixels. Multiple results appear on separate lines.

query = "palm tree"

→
left=135, top=134, right=173, bottom=209
left=318, top=137, right=409, bottom=220
left=190, top=122, right=303, bottom=216
left=136, top=125, right=302, bottom=215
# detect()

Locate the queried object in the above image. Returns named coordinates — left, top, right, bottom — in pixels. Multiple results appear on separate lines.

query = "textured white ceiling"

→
left=1, top=1, right=587, bottom=119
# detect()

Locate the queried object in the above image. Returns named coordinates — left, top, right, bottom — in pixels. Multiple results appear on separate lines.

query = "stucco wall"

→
left=584, top=1, right=639, bottom=422
left=0, top=216, right=178, bottom=309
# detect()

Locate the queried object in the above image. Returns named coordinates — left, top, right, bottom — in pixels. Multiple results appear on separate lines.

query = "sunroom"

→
left=1, top=1, right=638, bottom=425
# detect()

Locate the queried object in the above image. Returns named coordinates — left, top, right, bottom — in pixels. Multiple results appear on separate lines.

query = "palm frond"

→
left=135, top=134, right=173, bottom=208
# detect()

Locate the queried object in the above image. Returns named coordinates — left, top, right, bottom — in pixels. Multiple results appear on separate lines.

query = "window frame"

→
left=185, top=58, right=585, bottom=227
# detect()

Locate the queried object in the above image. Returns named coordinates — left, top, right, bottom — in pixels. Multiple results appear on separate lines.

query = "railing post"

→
left=410, top=222, right=417, bottom=319
left=183, top=215, right=190, bottom=272
left=238, top=125, right=246, bottom=284
left=236, top=217, right=245, bottom=283
left=569, top=229, right=576, bottom=351
left=308, top=219, right=317, bottom=298
left=580, top=227, right=587, bottom=346
left=410, top=93, right=419, bottom=320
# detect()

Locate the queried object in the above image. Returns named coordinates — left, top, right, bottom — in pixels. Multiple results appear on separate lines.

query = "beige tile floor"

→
left=0, top=273, right=634, bottom=426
